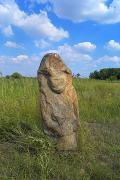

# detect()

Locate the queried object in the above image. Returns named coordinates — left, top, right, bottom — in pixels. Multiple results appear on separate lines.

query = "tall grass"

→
left=73, top=78, right=120, bottom=123
left=0, top=78, right=120, bottom=179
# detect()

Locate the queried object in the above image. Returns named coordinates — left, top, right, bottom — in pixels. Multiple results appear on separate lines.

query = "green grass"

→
left=74, top=79, right=120, bottom=124
left=0, top=78, right=120, bottom=180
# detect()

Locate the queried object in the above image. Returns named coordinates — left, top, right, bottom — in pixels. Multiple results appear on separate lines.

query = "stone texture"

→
left=37, top=53, right=80, bottom=150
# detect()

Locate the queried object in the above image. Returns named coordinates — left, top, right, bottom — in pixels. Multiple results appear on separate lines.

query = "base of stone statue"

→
left=57, top=133, right=77, bottom=151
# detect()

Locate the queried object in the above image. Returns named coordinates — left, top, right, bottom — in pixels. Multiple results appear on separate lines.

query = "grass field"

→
left=0, top=78, right=120, bottom=180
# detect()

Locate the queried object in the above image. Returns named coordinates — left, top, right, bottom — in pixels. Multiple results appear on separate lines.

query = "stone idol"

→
left=37, top=53, right=80, bottom=150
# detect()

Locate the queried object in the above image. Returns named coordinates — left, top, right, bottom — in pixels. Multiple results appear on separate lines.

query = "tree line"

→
left=0, top=72, right=35, bottom=79
left=89, top=68, right=120, bottom=80
left=1, top=68, right=120, bottom=80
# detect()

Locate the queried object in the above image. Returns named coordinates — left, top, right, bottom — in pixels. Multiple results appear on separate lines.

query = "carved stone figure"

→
left=37, top=53, right=80, bottom=150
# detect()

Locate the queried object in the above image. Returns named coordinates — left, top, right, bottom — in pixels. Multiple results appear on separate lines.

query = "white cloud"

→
left=24, top=0, right=49, bottom=10
left=2, top=25, right=13, bottom=36
left=106, top=40, right=120, bottom=51
left=44, top=0, right=120, bottom=24
left=43, top=43, right=93, bottom=64
left=0, top=0, right=68, bottom=41
left=98, top=55, right=120, bottom=65
left=74, top=42, right=96, bottom=52
left=4, top=41, right=23, bottom=49
left=41, top=43, right=95, bottom=76
left=36, top=0, right=48, bottom=3
left=0, top=55, right=7, bottom=63
left=58, top=44, right=93, bottom=62
left=12, top=55, right=29, bottom=63
left=26, top=0, right=48, bottom=4
left=34, top=39, right=50, bottom=49
left=0, top=54, right=40, bottom=64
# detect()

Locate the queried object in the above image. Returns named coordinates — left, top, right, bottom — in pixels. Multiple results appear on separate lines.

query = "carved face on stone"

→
left=38, top=53, right=72, bottom=93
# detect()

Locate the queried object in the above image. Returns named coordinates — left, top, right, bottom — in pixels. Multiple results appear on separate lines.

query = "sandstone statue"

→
left=37, top=53, right=80, bottom=150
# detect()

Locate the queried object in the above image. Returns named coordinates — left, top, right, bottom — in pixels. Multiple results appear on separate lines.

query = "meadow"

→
left=0, top=78, right=120, bottom=180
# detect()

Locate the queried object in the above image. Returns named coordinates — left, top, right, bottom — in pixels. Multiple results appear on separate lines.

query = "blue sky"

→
left=0, top=0, right=120, bottom=77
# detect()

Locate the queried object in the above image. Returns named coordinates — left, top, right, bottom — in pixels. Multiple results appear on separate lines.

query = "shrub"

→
left=6, top=75, right=10, bottom=79
left=11, top=72, right=22, bottom=79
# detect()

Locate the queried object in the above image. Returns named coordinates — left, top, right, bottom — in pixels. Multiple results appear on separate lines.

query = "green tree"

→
left=76, top=73, right=80, bottom=78
left=6, top=75, right=10, bottom=79
left=89, top=71, right=100, bottom=79
left=109, top=75, right=117, bottom=81
left=89, top=68, right=120, bottom=80
left=11, top=72, right=23, bottom=79
left=0, top=72, right=2, bottom=77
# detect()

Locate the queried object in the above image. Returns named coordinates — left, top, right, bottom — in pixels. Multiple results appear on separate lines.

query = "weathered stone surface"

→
left=37, top=53, right=80, bottom=150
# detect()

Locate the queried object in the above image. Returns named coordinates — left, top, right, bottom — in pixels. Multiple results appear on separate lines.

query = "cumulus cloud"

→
left=98, top=55, right=120, bottom=65
left=58, top=44, right=93, bottom=62
left=0, top=54, right=40, bottom=64
left=4, top=41, right=23, bottom=49
left=12, top=55, right=29, bottom=63
left=2, top=25, right=14, bottom=36
left=43, top=43, right=93, bottom=64
left=42, top=0, right=120, bottom=24
left=25, top=0, right=48, bottom=4
left=0, top=55, right=8, bottom=63
left=0, top=42, right=93, bottom=68
left=74, top=42, right=96, bottom=52
left=35, top=0, right=48, bottom=3
left=38, top=43, right=94, bottom=76
left=0, top=53, right=40, bottom=76
left=0, top=42, right=93, bottom=66
left=1, top=52, right=120, bottom=77
left=0, top=0, right=68, bottom=41
left=34, top=39, right=50, bottom=49
left=106, top=40, right=120, bottom=51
